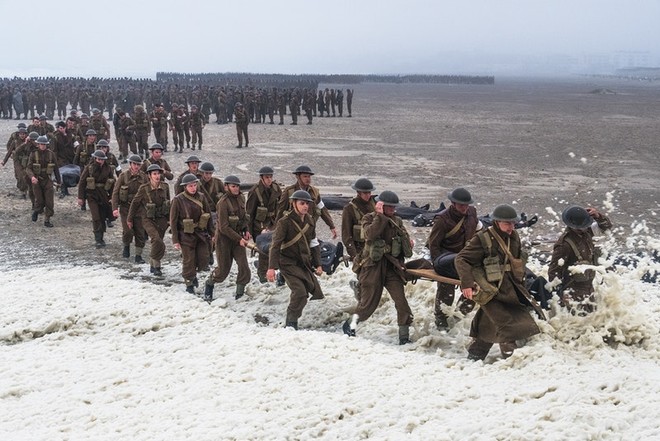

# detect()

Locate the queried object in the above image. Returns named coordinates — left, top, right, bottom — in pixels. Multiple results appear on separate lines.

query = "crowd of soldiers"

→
left=2, top=109, right=612, bottom=359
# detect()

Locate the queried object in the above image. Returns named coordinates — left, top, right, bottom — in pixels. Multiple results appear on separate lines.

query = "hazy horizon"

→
left=2, top=0, right=659, bottom=78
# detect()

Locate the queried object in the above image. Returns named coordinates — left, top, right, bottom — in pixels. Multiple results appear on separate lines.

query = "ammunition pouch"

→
left=119, top=185, right=129, bottom=203
left=314, top=207, right=322, bottom=218
left=159, top=200, right=171, bottom=217
left=182, top=218, right=195, bottom=234
left=391, top=236, right=402, bottom=258
left=86, top=176, right=96, bottom=190
left=571, top=260, right=595, bottom=283
left=146, top=202, right=156, bottom=219
left=104, top=178, right=115, bottom=191
left=46, top=163, right=55, bottom=175
left=352, top=224, right=364, bottom=243
left=472, top=266, right=498, bottom=306
left=400, top=235, right=413, bottom=258
left=199, top=213, right=210, bottom=230
left=21, top=156, right=29, bottom=168
left=80, top=151, right=88, bottom=162
left=255, top=206, right=268, bottom=222
left=483, top=256, right=503, bottom=283
left=368, top=238, right=387, bottom=262
left=32, top=163, right=41, bottom=175
left=228, top=215, right=239, bottom=231
left=510, top=257, right=525, bottom=281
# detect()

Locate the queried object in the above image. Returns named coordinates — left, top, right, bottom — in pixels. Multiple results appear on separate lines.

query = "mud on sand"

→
left=1, top=76, right=659, bottom=271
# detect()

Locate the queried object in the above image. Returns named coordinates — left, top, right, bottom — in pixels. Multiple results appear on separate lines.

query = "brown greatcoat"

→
left=26, top=148, right=61, bottom=219
left=246, top=180, right=282, bottom=281
left=199, top=176, right=225, bottom=212
left=455, top=226, right=545, bottom=345
left=355, top=211, right=413, bottom=326
left=78, top=161, right=114, bottom=234
left=269, top=210, right=323, bottom=323
left=111, top=169, right=148, bottom=248
left=548, top=215, right=612, bottom=307
left=127, top=182, right=170, bottom=265
left=140, top=157, right=174, bottom=180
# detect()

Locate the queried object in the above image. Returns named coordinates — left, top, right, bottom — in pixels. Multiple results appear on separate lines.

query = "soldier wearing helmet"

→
left=27, top=115, right=46, bottom=136
left=111, top=155, right=148, bottom=263
left=427, top=187, right=480, bottom=330
left=246, top=166, right=282, bottom=283
left=50, top=120, right=76, bottom=168
left=168, top=103, right=186, bottom=153
left=455, top=204, right=545, bottom=361
left=12, top=131, right=41, bottom=201
left=189, top=104, right=205, bottom=151
left=150, top=103, right=169, bottom=151
left=141, top=143, right=174, bottom=181
left=266, top=189, right=325, bottom=330
left=78, top=150, right=115, bottom=248
left=89, top=107, right=111, bottom=141
left=117, top=109, right=138, bottom=163
left=203, top=175, right=251, bottom=302
left=127, top=163, right=172, bottom=276
left=198, top=162, right=225, bottom=213
left=26, top=135, right=61, bottom=227
left=132, top=104, right=151, bottom=159
left=170, top=174, right=214, bottom=294
left=343, top=190, right=415, bottom=345
left=233, top=102, right=249, bottom=148
left=548, top=205, right=612, bottom=314
left=2, top=127, right=30, bottom=197
left=174, top=155, right=203, bottom=195
left=276, top=165, right=337, bottom=239
left=342, top=177, right=377, bottom=267
left=73, top=129, right=98, bottom=170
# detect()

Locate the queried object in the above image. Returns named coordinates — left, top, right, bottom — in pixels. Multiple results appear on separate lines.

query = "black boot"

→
left=31, top=211, right=38, bottom=222
left=235, top=284, right=245, bottom=300
left=151, top=266, right=162, bottom=276
left=342, top=319, right=356, bottom=337
left=135, top=255, right=145, bottom=264
left=44, top=219, right=53, bottom=228
left=398, top=325, right=412, bottom=345
left=122, top=245, right=130, bottom=258
left=94, top=232, right=106, bottom=248
left=285, top=321, right=298, bottom=330
left=185, top=280, right=195, bottom=294
left=203, top=282, right=214, bottom=303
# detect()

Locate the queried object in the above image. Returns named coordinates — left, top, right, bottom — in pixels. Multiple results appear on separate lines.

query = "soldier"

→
left=78, top=150, right=115, bottom=248
left=198, top=162, right=225, bottom=215
left=189, top=105, right=205, bottom=151
left=76, top=113, right=91, bottom=142
left=89, top=108, right=111, bottom=141
left=277, top=90, right=287, bottom=125
left=150, top=103, right=168, bottom=151
left=234, top=102, right=249, bottom=148
left=118, top=110, right=138, bottom=162
left=127, top=164, right=171, bottom=276
left=51, top=121, right=75, bottom=168
left=336, top=89, right=344, bottom=117
left=27, top=116, right=45, bottom=136
left=141, top=143, right=174, bottom=181
left=112, top=155, right=148, bottom=261
left=170, top=174, right=214, bottom=294
left=276, top=165, right=337, bottom=240
left=343, top=191, right=414, bottom=345
left=302, top=89, right=314, bottom=125
left=289, top=92, right=299, bottom=125
left=169, top=103, right=185, bottom=153
left=1, top=127, right=29, bottom=197
left=341, top=178, right=376, bottom=299
left=174, top=155, right=202, bottom=195
left=13, top=131, right=40, bottom=203
left=246, top=166, right=282, bottom=283
left=317, top=89, right=324, bottom=117
left=73, top=129, right=98, bottom=170
left=455, top=204, right=545, bottom=360
left=180, top=104, right=192, bottom=150
left=132, top=104, right=151, bottom=159
left=266, top=190, right=324, bottom=329
left=346, top=89, right=354, bottom=117
left=427, top=188, right=479, bottom=330
left=26, top=136, right=61, bottom=228
left=203, top=175, right=251, bottom=302
left=548, top=205, right=612, bottom=314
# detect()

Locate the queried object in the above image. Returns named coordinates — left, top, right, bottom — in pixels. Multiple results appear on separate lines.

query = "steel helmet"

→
left=199, top=162, right=215, bottom=173
left=376, top=190, right=400, bottom=206
left=149, top=143, right=164, bottom=151
left=96, top=139, right=109, bottom=148
left=562, top=206, right=592, bottom=229
left=293, top=165, right=314, bottom=175
left=91, top=150, right=108, bottom=160
left=29, top=131, right=39, bottom=140
left=185, top=155, right=201, bottom=164
left=290, top=190, right=313, bottom=202
left=258, top=166, right=274, bottom=175
left=146, top=164, right=163, bottom=173
left=180, top=174, right=199, bottom=186
left=128, top=154, right=143, bottom=164
left=224, top=175, right=241, bottom=185
left=448, top=187, right=474, bottom=204
left=351, top=178, right=375, bottom=192
left=36, top=135, right=49, bottom=145
left=85, top=129, right=97, bottom=136
left=491, top=204, right=520, bottom=222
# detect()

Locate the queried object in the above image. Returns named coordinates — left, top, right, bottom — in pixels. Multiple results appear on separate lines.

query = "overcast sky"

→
left=2, top=0, right=659, bottom=78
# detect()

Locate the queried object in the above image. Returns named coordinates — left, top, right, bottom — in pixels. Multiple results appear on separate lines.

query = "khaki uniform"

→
left=78, top=161, right=115, bottom=235
left=26, top=148, right=61, bottom=220
left=234, top=106, right=249, bottom=147
left=246, top=180, right=282, bottom=281
left=189, top=111, right=205, bottom=150
left=128, top=182, right=171, bottom=269
left=269, top=211, right=323, bottom=324
left=354, top=212, right=413, bottom=327
left=111, top=170, right=148, bottom=249
left=277, top=184, right=335, bottom=231
left=210, top=192, right=251, bottom=287
left=170, top=190, right=214, bottom=283
left=341, top=196, right=375, bottom=263
left=132, top=110, right=151, bottom=158
left=140, top=157, right=174, bottom=181
left=199, top=177, right=225, bottom=213
left=455, top=226, right=545, bottom=360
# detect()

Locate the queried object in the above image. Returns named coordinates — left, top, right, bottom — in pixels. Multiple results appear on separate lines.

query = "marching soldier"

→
left=112, top=155, right=148, bottom=262
left=78, top=150, right=115, bottom=248
left=26, top=136, right=61, bottom=227
left=234, top=102, right=249, bottom=148
left=132, top=104, right=151, bottom=159
left=127, top=164, right=171, bottom=276
left=170, top=174, right=214, bottom=294
left=343, top=191, right=414, bottom=345
left=189, top=105, right=205, bottom=151
left=174, top=155, right=202, bottom=195
left=246, top=166, right=282, bottom=283
left=204, top=175, right=251, bottom=302
left=266, top=190, right=324, bottom=330
left=141, top=143, right=174, bottom=181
